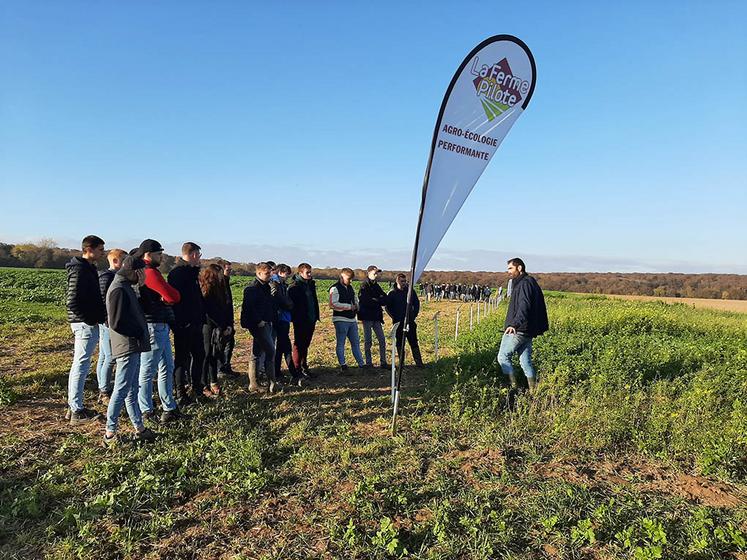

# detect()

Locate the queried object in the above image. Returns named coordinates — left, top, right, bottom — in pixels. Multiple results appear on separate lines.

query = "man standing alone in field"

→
left=288, top=263, right=320, bottom=378
left=330, top=268, right=366, bottom=373
left=358, top=265, right=389, bottom=370
left=497, top=258, right=548, bottom=391
left=65, top=235, right=107, bottom=423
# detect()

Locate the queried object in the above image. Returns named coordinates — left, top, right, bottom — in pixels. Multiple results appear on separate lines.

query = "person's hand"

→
left=505, top=326, right=516, bottom=335
left=258, top=321, right=266, bottom=328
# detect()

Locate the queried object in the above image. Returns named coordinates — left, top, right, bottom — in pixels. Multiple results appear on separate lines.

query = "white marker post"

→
left=389, top=322, right=400, bottom=403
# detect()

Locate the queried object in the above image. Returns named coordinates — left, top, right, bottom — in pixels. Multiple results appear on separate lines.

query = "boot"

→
left=247, top=357, right=260, bottom=392
left=507, top=373, right=519, bottom=389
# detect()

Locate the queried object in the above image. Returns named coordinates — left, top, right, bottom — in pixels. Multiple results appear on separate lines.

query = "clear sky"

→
left=1, top=1, right=745, bottom=273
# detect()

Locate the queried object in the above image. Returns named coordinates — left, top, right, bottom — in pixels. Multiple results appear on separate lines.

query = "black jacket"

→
left=167, top=263, right=205, bottom=328
left=66, top=257, right=106, bottom=325
left=106, top=274, right=150, bottom=358
left=357, top=278, right=387, bottom=322
left=98, top=269, right=116, bottom=324
left=204, top=292, right=233, bottom=330
left=287, top=275, right=320, bottom=324
left=224, top=275, right=235, bottom=326
left=386, top=286, right=420, bottom=324
left=504, top=274, right=549, bottom=337
left=240, top=279, right=275, bottom=332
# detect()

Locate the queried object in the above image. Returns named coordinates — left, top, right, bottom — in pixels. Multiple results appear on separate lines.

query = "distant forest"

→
left=2, top=241, right=745, bottom=300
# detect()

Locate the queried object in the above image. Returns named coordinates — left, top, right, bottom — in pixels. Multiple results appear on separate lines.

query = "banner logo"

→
left=470, top=56, right=531, bottom=121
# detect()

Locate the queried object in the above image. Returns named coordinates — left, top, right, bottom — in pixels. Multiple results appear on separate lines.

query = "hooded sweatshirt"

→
left=106, top=257, right=151, bottom=359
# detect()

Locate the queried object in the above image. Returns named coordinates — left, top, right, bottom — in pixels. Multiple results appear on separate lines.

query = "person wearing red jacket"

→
left=134, top=239, right=185, bottom=423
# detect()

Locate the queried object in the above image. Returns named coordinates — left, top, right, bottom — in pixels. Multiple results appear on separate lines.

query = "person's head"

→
left=277, top=263, right=291, bottom=281
left=199, top=263, right=225, bottom=299
left=340, top=267, right=354, bottom=285
left=136, top=238, right=165, bottom=266
left=256, top=262, right=272, bottom=283
left=506, top=257, right=526, bottom=279
left=107, top=248, right=127, bottom=271
left=118, top=255, right=146, bottom=285
left=181, top=242, right=201, bottom=266
left=396, top=273, right=408, bottom=289
left=297, top=263, right=313, bottom=280
left=367, top=265, right=381, bottom=281
left=266, top=261, right=277, bottom=274
left=219, top=259, right=232, bottom=277
left=81, top=235, right=105, bottom=262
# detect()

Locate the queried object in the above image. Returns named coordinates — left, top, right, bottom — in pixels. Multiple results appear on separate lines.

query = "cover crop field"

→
left=1, top=267, right=746, bottom=559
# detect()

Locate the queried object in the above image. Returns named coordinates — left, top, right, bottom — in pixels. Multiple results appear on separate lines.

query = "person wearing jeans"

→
left=330, top=268, right=365, bottom=373
left=357, top=265, right=388, bottom=370
left=497, top=258, right=549, bottom=391
left=96, top=248, right=126, bottom=403
left=104, top=255, right=156, bottom=446
left=65, top=235, right=107, bottom=424
left=134, top=239, right=181, bottom=421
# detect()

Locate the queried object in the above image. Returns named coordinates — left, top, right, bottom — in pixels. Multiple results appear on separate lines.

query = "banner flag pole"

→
left=391, top=34, right=536, bottom=435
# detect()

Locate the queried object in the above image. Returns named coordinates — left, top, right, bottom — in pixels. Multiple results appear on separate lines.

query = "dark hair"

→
left=507, top=257, right=526, bottom=272
left=297, top=262, right=312, bottom=272
left=396, top=273, right=407, bottom=281
left=82, top=235, right=105, bottom=251
left=266, top=261, right=277, bottom=269
left=367, top=265, right=379, bottom=273
left=182, top=242, right=201, bottom=255
left=256, top=262, right=272, bottom=273
left=277, top=263, right=291, bottom=275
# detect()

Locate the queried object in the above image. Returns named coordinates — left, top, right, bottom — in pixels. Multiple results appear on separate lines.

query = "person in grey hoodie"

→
left=103, top=255, right=157, bottom=446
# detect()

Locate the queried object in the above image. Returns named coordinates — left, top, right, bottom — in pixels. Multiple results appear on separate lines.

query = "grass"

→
left=1, top=268, right=746, bottom=559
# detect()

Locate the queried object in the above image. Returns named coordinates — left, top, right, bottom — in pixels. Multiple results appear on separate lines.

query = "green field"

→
left=1, top=267, right=746, bottom=559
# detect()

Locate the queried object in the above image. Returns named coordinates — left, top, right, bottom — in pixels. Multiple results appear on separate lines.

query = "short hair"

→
left=297, top=263, right=312, bottom=272
left=396, top=273, right=407, bottom=281
left=256, top=262, right=272, bottom=273
left=507, top=257, right=526, bottom=272
left=340, top=267, right=354, bottom=277
left=107, top=248, right=127, bottom=262
left=266, top=260, right=277, bottom=269
left=367, top=265, right=379, bottom=273
left=277, top=263, right=291, bottom=275
left=182, top=242, right=201, bottom=255
left=217, top=258, right=231, bottom=266
left=82, top=235, right=105, bottom=251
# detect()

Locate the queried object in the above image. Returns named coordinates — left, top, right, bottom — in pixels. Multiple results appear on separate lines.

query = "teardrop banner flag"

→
left=391, top=35, right=536, bottom=434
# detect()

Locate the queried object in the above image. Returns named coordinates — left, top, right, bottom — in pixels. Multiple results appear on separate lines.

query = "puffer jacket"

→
left=66, top=257, right=106, bottom=325
left=98, top=269, right=116, bottom=324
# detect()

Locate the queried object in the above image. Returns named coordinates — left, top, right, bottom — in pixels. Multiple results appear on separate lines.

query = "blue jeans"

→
left=497, top=332, right=536, bottom=379
left=107, top=352, right=144, bottom=434
left=333, top=321, right=365, bottom=367
left=96, top=324, right=114, bottom=394
left=138, top=323, right=177, bottom=413
left=68, top=322, right=99, bottom=412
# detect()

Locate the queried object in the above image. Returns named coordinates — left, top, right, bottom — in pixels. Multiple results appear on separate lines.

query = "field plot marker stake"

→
left=477, top=302, right=481, bottom=324
left=389, top=322, right=400, bottom=403
left=455, top=306, right=461, bottom=340
left=433, top=311, right=441, bottom=360
left=470, top=305, right=474, bottom=330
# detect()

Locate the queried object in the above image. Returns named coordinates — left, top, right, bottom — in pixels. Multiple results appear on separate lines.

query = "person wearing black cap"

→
left=358, top=265, right=389, bottom=370
left=167, top=242, right=206, bottom=404
left=134, top=239, right=183, bottom=423
left=103, top=255, right=157, bottom=446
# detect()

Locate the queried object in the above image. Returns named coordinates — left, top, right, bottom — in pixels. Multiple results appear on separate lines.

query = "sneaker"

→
left=142, top=410, right=160, bottom=423
left=70, top=408, right=102, bottom=425
left=291, top=375, right=304, bottom=388
left=339, top=365, right=351, bottom=376
left=160, top=409, right=188, bottom=423
left=136, top=427, right=157, bottom=443
left=64, top=408, right=71, bottom=420
left=102, top=433, right=121, bottom=447
left=97, top=392, right=111, bottom=406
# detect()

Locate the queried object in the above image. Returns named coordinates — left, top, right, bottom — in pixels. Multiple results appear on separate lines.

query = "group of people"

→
left=421, top=282, right=493, bottom=302
left=64, top=236, right=428, bottom=446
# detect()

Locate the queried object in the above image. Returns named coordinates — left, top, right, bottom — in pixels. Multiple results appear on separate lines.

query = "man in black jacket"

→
left=240, top=262, right=278, bottom=392
left=386, top=273, right=424, bottom=368
left=498, top=258, right=549, bottom=391
left=358, top=265, right=388, bottom=370
left=167, top=242, right=205, bottom=404
left=66, top=235, right=107, bottom=424
left=288, top=263, right=320, bottom=378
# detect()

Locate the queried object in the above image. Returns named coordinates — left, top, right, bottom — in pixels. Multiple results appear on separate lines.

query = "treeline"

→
left=1, top=241, right=745, bottom=300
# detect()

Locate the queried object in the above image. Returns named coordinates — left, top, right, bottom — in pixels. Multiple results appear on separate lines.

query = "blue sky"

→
left=1, top=1, right=745, bottom=273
